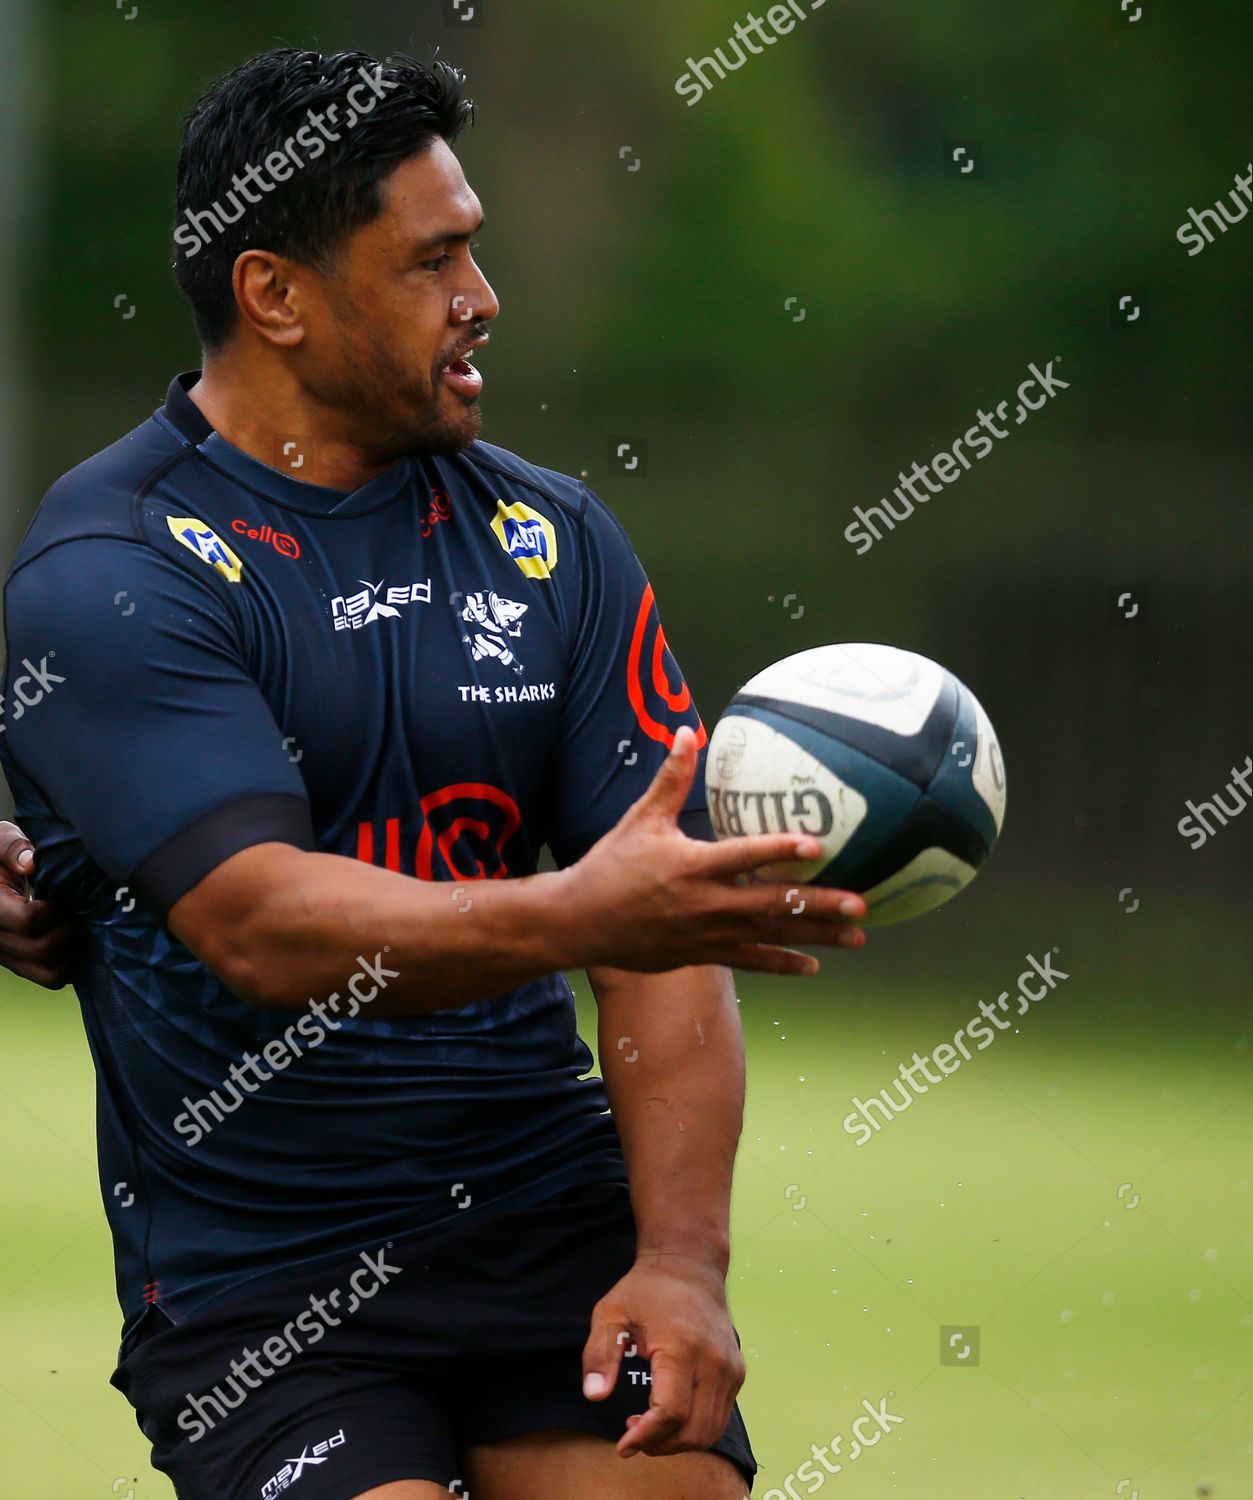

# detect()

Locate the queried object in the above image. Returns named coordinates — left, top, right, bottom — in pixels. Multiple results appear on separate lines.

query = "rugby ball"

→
left=706, top=643, right=1006, bottom=924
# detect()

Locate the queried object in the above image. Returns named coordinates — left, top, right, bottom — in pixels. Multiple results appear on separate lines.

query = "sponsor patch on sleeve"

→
left=166, top=516, right=244, bottom=584
left=489, top=498, right=557, bottom=579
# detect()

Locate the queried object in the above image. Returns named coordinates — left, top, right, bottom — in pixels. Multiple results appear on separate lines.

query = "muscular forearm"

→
left=165, top=733, right=868, bottom=1017
left=591, top=962, right=744, bottom=1277
left=171, top=843, right=587, bottom=1015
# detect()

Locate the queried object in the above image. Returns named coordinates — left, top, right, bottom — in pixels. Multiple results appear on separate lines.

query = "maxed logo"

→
left=627, top=583, right=708, bottom=750
left=356, top=783, right=521, bottom=880
left=331, top=578, right=432, bottom=630
left=231, top=519, right=301, bottom=559
left=490, top=498, right=557, bottom=579
left=260, top=1428, right=345, bottom=1496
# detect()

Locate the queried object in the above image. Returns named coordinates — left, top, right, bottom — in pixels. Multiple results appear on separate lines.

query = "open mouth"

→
left=441, top=347, right=483, bottom=398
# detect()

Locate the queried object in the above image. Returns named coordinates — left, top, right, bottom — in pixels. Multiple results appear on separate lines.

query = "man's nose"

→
left=450, top=272, right=499, bottom=329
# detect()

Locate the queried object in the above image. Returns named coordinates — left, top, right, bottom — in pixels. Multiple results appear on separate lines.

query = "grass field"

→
left=1, top=968, right=1248, bottom=1498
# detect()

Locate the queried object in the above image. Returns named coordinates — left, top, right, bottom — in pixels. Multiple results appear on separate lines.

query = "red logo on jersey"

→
left=627, top=584, right=707, bottom=749
left=420, top=488, right=453, bottom=539
left=356, top=783, right=521, bottom=881
left=231, top=519, right=301, bottom=559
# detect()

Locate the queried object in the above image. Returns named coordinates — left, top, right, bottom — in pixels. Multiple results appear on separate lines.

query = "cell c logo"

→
left=231, top=519, right=301, bottom=560
left=626, top=584, right=708, bottom=750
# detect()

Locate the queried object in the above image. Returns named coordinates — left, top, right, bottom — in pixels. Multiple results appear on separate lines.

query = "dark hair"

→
left=172, top=48, right=474, bottom=349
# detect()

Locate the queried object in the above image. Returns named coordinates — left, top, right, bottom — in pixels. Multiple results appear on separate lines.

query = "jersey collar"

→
left=160, top=371, right=414, bottom=518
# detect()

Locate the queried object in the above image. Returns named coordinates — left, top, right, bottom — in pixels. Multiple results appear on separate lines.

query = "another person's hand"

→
left=566, top=725, right=867, bottom=976
left=0, top=822, right=81, bottom=988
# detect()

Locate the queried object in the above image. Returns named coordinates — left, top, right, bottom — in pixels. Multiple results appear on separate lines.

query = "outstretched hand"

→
left=567, top=724, right=867, bottom=975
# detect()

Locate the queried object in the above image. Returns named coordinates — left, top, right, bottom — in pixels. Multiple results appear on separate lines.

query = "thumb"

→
left=582, top=1312, right=631, bottom=1402
left=632, top=725, right=699, bottom=824
left=0, top=823, right=36, bottom=883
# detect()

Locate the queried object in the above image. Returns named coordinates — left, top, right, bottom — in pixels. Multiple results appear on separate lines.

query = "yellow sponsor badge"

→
left=166, top=516, right=244, bottom=584
left=489, top=499, right=557, bottom=580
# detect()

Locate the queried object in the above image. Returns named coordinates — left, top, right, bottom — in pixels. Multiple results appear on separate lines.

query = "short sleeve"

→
left=543, top=490, right=709, bottom=868
left=1, top=537, right=312, bottom=913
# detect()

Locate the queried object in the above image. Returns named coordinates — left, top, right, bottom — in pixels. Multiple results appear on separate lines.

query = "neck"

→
left=189, top=352, right=393, bottom=492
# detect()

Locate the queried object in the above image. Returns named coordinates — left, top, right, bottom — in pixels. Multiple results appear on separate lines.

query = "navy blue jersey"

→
left=1, top=374, right=710, bottom=1335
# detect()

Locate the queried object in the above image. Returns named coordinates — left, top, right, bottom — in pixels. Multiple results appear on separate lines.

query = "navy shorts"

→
left=112, top=1181, right=757, bottom=1499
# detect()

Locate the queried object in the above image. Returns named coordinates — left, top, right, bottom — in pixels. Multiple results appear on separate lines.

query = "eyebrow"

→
left=411, top=216, right=485, bottom=256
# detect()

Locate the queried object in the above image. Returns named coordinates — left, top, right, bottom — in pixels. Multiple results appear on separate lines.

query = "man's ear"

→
left=232, top=249, right=307, bottom=347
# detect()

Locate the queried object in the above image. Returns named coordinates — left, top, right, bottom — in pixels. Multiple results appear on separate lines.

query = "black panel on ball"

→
left=733, top=672, right=959, bottom=790
left=820, top=791, right=990, bottom=892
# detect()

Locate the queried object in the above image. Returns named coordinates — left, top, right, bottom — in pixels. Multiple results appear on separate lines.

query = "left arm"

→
left=581, top=960, right=748, bottom=1458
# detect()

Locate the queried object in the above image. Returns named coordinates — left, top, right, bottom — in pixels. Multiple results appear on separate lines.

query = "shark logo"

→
left=461, top=590, right=528, bottom=674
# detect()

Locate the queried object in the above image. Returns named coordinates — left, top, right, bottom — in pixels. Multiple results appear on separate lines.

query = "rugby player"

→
left=0, top=50, right=867, bottom=1500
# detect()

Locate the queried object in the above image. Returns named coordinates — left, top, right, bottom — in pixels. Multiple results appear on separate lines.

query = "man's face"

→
left=296, top=138, right=499, bottom=466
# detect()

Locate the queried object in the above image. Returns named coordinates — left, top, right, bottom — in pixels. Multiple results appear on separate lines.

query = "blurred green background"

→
left=1, top=0, right=1249, bottom=1495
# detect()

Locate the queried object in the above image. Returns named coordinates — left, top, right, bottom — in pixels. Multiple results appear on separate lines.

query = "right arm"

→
left=170, top=725, right=866, bottom=1014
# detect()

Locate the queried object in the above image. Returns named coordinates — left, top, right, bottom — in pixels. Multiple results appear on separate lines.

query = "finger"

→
left=634, top=1355, right=724, bottom=1456
left=695, top=831, right=824, bottom=880
left=690, top=1353, right=742, bottom=1451
left=4, top=957, right=73, bottom=990
left=617, top=1390, right=689, bottom=1457
left=714, top=931, right=864, bottom=972
left=746, top=915, right=868, bottom=951
left=657, top=1360, right=727, bottom=1454
left=0, top=914, right=82, bottom=987
left=0, top=823, right=35, bottom=887
left=618, top=1349, right=693, bottom=1457
left=0, top=892, right=72, bottom=942
left=629, top=725, right=698, bottom=824
left=733, top=882, right=867, bottom=923
left=0, top=928, right=63, bottom=964
left=715, top=943, right=822, bottom=976
left=581, top=1312, right=630, bottom=1402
